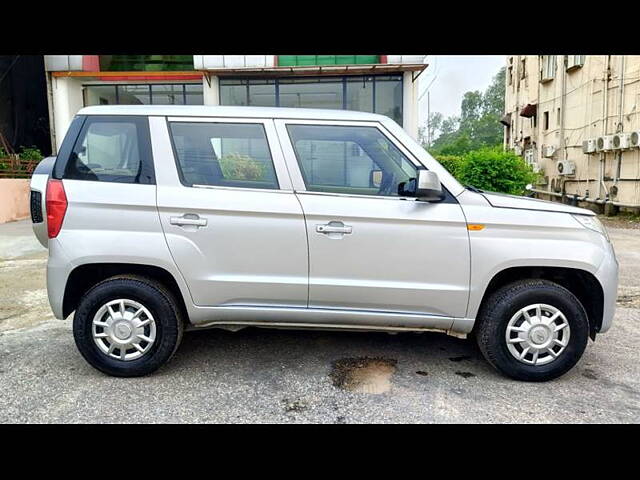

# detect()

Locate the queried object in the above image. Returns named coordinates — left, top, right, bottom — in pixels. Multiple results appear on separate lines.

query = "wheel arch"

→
left=473, top=266, right=604, bottom=340
left=63, top=263, right=191, bottom=324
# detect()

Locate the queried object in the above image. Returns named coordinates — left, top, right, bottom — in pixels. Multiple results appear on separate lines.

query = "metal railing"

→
left=0, top=157, right=39, bottom=179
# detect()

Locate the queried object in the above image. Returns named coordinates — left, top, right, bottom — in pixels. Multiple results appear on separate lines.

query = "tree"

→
left=459, top=90, right=483, bottom=134
left=483, top=66, right=506, bottom=117
left=424, top=66, right=506, bottom=155
left=419, top=112, right=443, bottom=148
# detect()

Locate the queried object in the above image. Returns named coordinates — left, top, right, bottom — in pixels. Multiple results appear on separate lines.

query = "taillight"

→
left=46, top=179, right=67, bottom=238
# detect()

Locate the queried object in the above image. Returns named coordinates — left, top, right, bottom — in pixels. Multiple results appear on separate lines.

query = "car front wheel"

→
left=475, top=279, right=589, bottom=382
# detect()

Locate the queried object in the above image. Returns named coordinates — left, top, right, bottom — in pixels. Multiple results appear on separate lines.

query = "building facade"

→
left=504, top=55, right=640, bottom=212
left=44, top=55, right=426, bottom=153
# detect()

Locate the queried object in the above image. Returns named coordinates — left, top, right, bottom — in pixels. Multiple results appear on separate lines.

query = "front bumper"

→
left=594, top=240, right=619, bottom=334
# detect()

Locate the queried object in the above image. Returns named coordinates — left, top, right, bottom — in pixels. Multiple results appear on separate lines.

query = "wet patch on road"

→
left=282, top=398, right=308, bottom=413
left=617, top=292, right=640, bottom=308
left=455, top=371, right=476, bottom=378
left=415, top=370, right=429, bottom=376
left=582, top=369, right=598, bottom=380
left=449, top=355, right=472, bottom=363
left=330, top=357, right=397, bottom=394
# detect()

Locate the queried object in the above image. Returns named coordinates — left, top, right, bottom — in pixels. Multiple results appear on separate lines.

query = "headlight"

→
left=572, top=214, right=610, bottom=241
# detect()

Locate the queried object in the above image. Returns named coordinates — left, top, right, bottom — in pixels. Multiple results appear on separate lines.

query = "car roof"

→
left=78, top=105, right=390, bottom=123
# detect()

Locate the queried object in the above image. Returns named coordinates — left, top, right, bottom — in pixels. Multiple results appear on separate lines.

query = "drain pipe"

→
left=615, top=56, right=625, bottom=186
left=560, top=56, right=568, bottom=195
left=599, top=55, right=611, bottom=200
left=528, top=187, right=640, bottom=209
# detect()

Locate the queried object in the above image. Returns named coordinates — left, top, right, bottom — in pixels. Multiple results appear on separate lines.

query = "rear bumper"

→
left=595, top=241, right=619, bottom=334
left=47, top=238, right=74, bottom=320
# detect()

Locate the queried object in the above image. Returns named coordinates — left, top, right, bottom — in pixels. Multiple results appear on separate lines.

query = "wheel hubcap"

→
left=92, top=299, right=157, bottom=361
left=505, top=303, right=570, bottom=366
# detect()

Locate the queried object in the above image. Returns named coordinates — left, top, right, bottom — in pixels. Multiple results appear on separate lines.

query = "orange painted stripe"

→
left=97, top=74, right=202, bottom=81
left=52, top=71, right=202, bottom=78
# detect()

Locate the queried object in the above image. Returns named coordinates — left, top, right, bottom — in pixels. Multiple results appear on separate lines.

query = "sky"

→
left=417, top=55, right=506, bottom=128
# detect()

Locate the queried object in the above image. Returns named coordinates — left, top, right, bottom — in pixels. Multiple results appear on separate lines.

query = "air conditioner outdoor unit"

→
left=556, top=160, right=576, bottom=176
left=582, top=139, right=597, bottom=154
left=542, top=145, right=556, bottom=158
left=597, top=135, right=614, bottom=152
left=629, top=131, right=640, bottom=148
left=566, top=55, right=585, bottom=71
left=524, top=149, right=539, bottom=172
left=524, top=149, right=534, bottom=164
left=613, top=133, right=630, bottom=150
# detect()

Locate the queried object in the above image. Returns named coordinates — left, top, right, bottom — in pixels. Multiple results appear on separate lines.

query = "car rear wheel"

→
left=475, top=279, right=589, bottom=382
left=73, top=275, right=184, bottom=377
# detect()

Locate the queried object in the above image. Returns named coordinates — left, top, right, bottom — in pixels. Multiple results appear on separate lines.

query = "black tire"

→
left=475, top=279, right=589, bottom=382
left=73, top=275, right=184, bottom=377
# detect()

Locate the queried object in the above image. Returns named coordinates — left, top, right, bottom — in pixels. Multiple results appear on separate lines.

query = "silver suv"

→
left=30, top=106, right=618, bottom=381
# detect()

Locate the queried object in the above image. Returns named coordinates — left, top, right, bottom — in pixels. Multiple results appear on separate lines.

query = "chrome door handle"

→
left=170, top=215, right=207, bottom=227
left=316, top=222, right=352, bottom=235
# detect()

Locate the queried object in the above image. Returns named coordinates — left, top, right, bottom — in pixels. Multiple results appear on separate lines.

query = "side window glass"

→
left=286, top=124, right=417, bottom=196
left=64, top=116, right=153, bottom=184
left=168, top=122, right=279, bottom=190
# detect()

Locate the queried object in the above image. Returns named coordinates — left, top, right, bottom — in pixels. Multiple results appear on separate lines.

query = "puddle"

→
left=329, top=357, right=397, bottom=394
left=449, top=355, right=472, bottom=363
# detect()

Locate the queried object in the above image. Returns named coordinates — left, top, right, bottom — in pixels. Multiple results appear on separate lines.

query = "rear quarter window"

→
left=56, top=115, right=154, bottom=184
left=168, top=121, right=279, bottom=190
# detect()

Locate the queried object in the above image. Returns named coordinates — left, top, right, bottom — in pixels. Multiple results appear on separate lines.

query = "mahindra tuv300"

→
left=30, top=106, right=618, bottom=381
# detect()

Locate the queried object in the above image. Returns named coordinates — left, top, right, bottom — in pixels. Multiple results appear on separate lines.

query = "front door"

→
left=153, top=117, right=308, bottom=308
left=275, top=120, right=470, bottom=320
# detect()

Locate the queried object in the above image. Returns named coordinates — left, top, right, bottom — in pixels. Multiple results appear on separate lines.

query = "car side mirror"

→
left=369, top=169, right=382, bottom=188
left=398, top=170, right=445, bottom=202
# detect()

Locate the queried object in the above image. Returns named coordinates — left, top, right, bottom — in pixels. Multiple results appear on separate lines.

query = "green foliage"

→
left=434, top=154, right=465, bottom=178
left=219, top=153, right=265, bottom=181
left=456, top=147, right=538, bottom=196
left=434, top=133, right=473, bottom=156
left=18, top=146, right=44, bottom=161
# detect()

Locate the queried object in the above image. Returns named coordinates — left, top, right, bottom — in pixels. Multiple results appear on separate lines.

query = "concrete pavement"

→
left=0, top=219, right=638, bottom=423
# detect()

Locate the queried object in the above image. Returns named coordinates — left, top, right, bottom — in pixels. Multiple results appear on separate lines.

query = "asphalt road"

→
left=0, top=219, right=638, bottom=423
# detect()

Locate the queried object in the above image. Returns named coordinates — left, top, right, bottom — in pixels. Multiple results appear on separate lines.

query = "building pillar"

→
left=50, top=76, right=83, bottom=153
left=202, top=74, right=219, bottom=106
left=402, top=71, right=419, bottom=140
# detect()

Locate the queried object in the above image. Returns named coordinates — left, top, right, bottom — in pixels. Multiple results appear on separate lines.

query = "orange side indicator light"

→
left=467, top=224, right=485, bottom=231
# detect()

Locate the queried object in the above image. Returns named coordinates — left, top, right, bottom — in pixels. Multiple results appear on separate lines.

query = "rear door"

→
left=152, top=116, right=308, bottom=308
left=275, top=119, right=470, bottom=322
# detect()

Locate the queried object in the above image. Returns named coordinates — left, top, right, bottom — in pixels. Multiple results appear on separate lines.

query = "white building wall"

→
left=202, top=75, right=220, bottom=106
left=402, top=71, right=419, bottom=140
left=44, top=55, right=84, bottom=72
left=194, top=55, right=276, bottom=70
left=50, top=76, right=84, bottom=153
